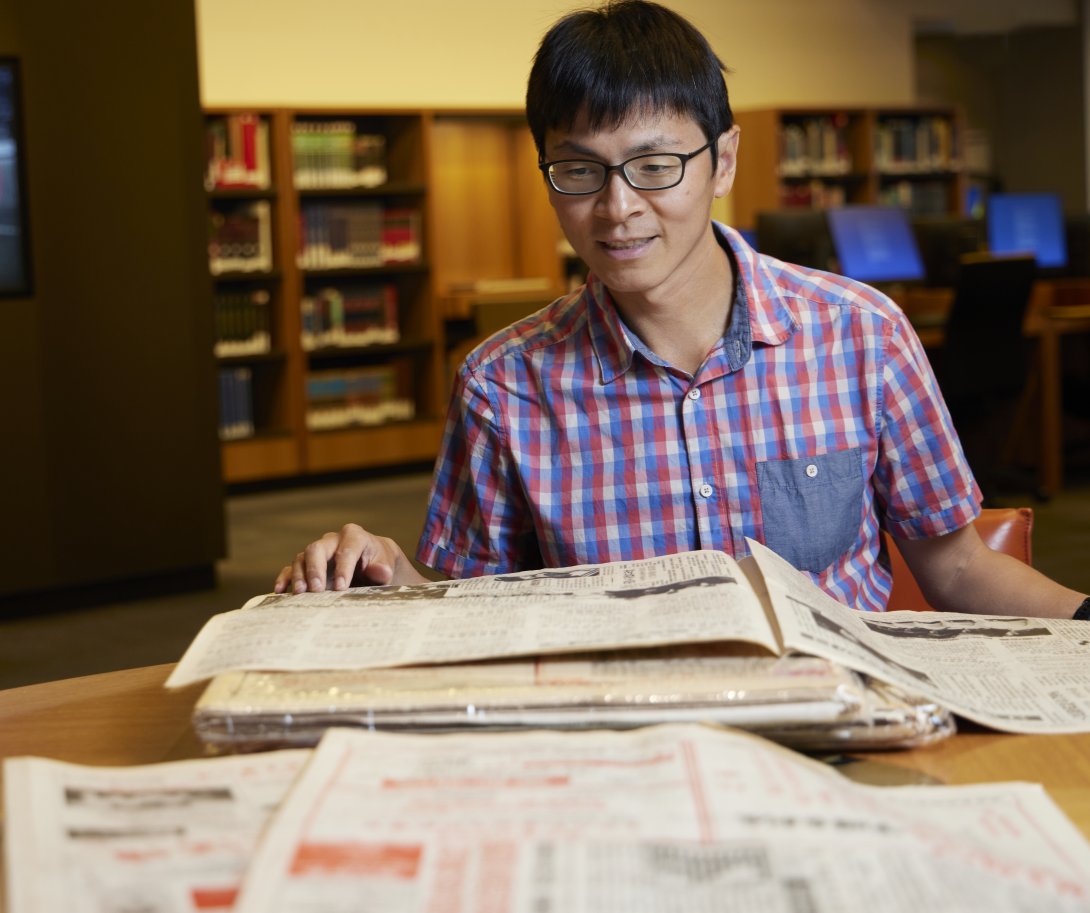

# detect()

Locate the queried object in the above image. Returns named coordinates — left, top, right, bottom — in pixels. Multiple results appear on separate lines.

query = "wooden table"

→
left=2, top=665, right=1089, bottom=840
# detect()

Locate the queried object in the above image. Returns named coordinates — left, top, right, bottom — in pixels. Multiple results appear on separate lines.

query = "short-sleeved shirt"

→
left=418, top=223, right=981, bottom=611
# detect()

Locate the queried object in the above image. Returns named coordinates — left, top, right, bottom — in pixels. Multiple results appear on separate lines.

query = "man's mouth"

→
left=599, top=237, right=653, bottom=251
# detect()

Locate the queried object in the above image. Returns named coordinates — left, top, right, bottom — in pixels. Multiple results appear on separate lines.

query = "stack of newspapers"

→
left=170, top=538, right=1090, bottom=754
left=190, top=651, right=952, bottom=753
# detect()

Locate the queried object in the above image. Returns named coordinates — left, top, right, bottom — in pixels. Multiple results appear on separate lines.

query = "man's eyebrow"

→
left=549, top=134, right=684, bottom=158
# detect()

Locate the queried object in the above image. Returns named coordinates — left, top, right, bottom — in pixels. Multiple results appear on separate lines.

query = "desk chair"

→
left=910, top=215, right=985, bottom=288
left=884, top=507, right=1034, bottom=612
left=934, top=253, right=1040, bottom=503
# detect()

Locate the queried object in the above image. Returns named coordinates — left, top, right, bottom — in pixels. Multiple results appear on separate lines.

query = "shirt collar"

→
left=586, top=222, right=799, bottom=384
left=717, top=221, right=799, bottom=348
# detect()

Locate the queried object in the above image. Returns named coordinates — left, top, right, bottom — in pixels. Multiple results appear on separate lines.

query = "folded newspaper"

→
left=171, top=539, right=1090, bottom=747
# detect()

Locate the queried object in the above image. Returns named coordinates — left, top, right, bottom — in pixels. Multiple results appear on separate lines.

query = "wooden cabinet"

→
left=732, top=106, right=967, bottom=230
left=204, top=108, right=564, bottom=484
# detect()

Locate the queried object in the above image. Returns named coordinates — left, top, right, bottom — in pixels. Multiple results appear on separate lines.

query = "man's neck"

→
left=611, top=234, right=735, bottom=375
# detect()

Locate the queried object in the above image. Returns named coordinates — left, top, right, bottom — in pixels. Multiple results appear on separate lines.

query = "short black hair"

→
left=525, top=0, right=733, bottom=159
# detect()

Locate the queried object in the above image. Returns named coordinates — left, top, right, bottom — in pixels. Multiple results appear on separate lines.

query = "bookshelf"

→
left=732, top=106, right=967, bottom=230
left=204, top=108, right=564, bottom=483
left=205, top=110, right=302, bottom=482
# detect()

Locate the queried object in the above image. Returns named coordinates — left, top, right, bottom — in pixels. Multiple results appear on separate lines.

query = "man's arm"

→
left=895, top=523, right=1086, bottom=618
left=273, top=524, right=436, bottom=594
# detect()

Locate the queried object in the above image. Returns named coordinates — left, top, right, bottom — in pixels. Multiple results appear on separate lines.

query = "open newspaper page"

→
left=191, top=651, right=869, bottom=749
left=748, top=538, right=1090, bottom=733
left=232, top=724, right=1090, bottom=913
left=167, top=551, right=779, bottom=688
left=2, top=749, right=308, bottom=913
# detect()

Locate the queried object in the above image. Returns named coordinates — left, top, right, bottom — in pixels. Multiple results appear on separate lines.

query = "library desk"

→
left=1, top=665, right=1089, bottom=840
left=898, top=279, right=1090, bottom=494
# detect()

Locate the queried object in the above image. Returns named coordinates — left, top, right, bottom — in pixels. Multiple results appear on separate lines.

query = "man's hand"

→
left=273, top=524, right=430, bottom=593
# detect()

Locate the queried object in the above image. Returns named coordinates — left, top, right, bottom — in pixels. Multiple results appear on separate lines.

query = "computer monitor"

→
left=826, top=206, right=925, bottom=284
left=754, top=209, right=834, bottom=271
left=910, top=215, right=986, bottom=288
left=986, top=192, right=1067, bottom=269
left=0, top=58, right=31, bottom=296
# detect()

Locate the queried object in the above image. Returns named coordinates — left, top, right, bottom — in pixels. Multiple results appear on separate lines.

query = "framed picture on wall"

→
left=0, top=57, right=32, bottom=297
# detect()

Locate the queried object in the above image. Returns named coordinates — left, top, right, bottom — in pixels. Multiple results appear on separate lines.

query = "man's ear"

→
left=713, top=125, right=741, bottom=199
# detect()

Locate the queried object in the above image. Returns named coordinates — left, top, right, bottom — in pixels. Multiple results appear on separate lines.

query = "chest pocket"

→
left=756, top=447, right=863, bottom=572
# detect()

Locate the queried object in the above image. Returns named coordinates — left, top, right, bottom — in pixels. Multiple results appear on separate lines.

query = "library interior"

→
left=4, top=0, right=1090, bottom=903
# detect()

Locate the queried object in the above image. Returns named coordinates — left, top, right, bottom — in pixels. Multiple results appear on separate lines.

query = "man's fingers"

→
left=273, top=565, right=292, bottom=593
left=334, top=525, right=393, bottom=588
left=273, top=526, right=406, bottom=593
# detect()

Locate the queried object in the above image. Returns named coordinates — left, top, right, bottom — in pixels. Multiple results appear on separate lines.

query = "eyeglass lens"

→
left=548, top=153, right=686, bottom=193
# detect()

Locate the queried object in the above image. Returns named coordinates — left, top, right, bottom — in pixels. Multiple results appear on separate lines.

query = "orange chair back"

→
left=884, top=507, right=1034, bottom=612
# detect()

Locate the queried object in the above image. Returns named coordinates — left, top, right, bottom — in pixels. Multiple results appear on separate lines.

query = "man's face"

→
left=542, top=109, right=738, bottom=309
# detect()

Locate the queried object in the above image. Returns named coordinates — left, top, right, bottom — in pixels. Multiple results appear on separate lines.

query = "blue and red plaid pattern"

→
left=418, top=223, right=980, bottom=611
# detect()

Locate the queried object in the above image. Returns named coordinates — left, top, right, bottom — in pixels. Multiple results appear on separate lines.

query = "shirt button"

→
left=687, top=388, right=701, bottom=401
left=805, top=464, right=819, bottom=478
left=699, top=483, right=714, bottom=498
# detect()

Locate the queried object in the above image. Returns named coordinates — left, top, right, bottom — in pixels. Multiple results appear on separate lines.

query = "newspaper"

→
left=167, top=544, right=1090, bottom=734
left=2, top=749, right=308, bottom=913
left=230, top=724, right=1090, bottom=913
left=749, top=540, right=1090, bottom=733
left=167, top=551, right=778, bottom=687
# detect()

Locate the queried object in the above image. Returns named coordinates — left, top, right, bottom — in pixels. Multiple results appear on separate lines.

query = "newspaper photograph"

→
left=232, top=723, right=1090, bottom=913
left=166, top=551, right=779, bottom=688
left=3, top=749, right=308, bottom=913
left=748, top=539, right=1090, bottom=733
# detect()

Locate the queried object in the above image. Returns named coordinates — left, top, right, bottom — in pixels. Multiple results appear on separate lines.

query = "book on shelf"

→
left=292, top=120, right=387, bottom=189
left=169, top=540, right=1090, bottom=753
left=218, top=366, right=255, bottom=441
left=205, top=112, right=271, bottom=191
left=380, top=207, right=422, bottom=264
left=300, top=282, right=399, bottom=350
left=778, top=115, right=852, bottom=178
left=874, top=115, right=959, bottom=173
left=877, top=179, right=949, bottom=215
left=297, top=201, right=380, bottom=269
left=297, top=202, right=422, bottom=271
left=304, top=364, right=414, bottom=430
left=214, top=289, right=272, bottom=357
left=209, top=200, right=273, bottom=275
left=778, top=179, right=847, bottom=209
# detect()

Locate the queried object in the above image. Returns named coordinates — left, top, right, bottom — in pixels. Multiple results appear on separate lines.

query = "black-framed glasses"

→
left=539, top=140, right=714, bottom=195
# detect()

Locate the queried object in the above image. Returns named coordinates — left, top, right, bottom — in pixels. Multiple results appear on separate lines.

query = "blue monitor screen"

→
left=987, top=192, right=1067, bottom=268
left=0, top=58, right=31, bottom=296
left=826, top=206, right=925, bottom=284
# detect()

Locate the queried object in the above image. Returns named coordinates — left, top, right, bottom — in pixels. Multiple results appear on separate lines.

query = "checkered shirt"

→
left=417, top=223, right=980, bottom=611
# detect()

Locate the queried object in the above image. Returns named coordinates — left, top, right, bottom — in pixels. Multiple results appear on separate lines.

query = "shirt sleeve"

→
left=873, top=308, right=982, bottom=540
left=872, top=309, right=985, bottom=536
left=416, top=362, right=541, bottom=578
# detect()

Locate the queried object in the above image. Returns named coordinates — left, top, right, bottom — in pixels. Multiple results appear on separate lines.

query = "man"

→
left=276, top=0, right=1087, bottom=619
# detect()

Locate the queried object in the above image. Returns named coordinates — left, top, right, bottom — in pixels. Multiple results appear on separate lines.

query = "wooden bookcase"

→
left=732, top=106, right=967, bottom=230
left=206, top=110, right=303, bottom=482
left=204, top=108, right=564, bottom=484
